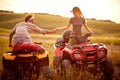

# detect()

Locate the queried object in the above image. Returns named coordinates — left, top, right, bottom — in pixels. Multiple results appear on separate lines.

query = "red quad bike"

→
left=1, top=42, right=52, bottom=80
left=53, top=30, right=113, bottom=80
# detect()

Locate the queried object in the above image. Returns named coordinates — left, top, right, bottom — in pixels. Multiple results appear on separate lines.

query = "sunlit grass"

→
left=0, top=12, right=120, bottom=37
left=108, top=52, right=120, bottom=66
left=0, top=36, right=120, bottom=80
left=1, top=29, right=120, bottom=45
left=52, top=68, right=105, bottom=80
left=0, top=36, right=120, bottom=65
left=0, top=38, right=11, bottom=70
left=90, top=37, right=120, bottom=45
left=0, top=28, right=10, bottom=33
left=32, top=34, right=120, bottom=45
left=0, top=12, right=120, bottom=79
left=31, top=34, right=61, bottom=40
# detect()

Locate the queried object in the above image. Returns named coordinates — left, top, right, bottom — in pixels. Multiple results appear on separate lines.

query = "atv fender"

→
left=3, top=53, right=16, bottom=60
left=36, top=51, right=48, bottom=59
left=62, top=51, right=72, bottom=60
left=3, top=51, right=48, bottom=60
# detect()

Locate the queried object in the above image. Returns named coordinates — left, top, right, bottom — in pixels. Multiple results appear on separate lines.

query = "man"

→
left=8, top=14, right=55, bottom=80
left=9, top=14, right=56, bottom=47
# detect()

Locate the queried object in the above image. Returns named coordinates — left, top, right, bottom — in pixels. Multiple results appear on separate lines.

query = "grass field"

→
left=0, top=36, right=120, bottom=80
left=0, top=12, right=120, bottom=36
left=0, top=12, right=120, bottom=79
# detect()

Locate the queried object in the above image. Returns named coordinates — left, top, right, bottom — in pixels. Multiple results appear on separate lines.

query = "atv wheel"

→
left=1, top=69, right=15, bottom=80
left=62, top=59, right=72, bottom=73
left=42, top=66, right=53, bottom=80
left=102, top=57, right=113, bottom=80
left=53, top=56, right=62, bottom=74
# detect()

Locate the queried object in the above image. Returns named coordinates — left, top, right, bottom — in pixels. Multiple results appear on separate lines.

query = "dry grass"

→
left=0, top=12, right=120, bottom=80
left=0, top=36, right=120, bottom=80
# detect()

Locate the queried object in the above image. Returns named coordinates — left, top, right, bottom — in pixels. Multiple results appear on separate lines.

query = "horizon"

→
left=0, top=0, right=120, bottom=23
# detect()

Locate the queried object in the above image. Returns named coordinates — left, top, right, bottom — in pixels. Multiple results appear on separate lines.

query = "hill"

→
left=0, top=12, right=120, bottom=37
left=0, top=12, right=120, bottom=80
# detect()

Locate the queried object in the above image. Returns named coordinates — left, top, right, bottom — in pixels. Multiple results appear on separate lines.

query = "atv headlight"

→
left=98, top=48, right=107, bottom=59
left=73, top=50, right=85, bottom=61
left=73, top=54, right=81, bottom=59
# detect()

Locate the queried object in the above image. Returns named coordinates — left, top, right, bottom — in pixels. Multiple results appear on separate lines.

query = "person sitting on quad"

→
left=9, top=14, right=57, bottom=47
left=56, top=6, right=93, bottom=45
left=56, top=30, right=91, bottom=47
left=7, top=14, right=56, bottom=80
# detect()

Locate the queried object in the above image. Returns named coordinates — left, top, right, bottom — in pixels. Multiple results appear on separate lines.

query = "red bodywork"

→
left=54, top=46, right=64, bottom=57
left=13, top=42, right=44, bottom=54
left=54, top=43, right=107, bottom=63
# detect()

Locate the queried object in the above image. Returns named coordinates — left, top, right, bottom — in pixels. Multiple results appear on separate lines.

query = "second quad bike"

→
left=53, top=30, right=113, bottom=80
left=1, top=42, right=52, bottom=80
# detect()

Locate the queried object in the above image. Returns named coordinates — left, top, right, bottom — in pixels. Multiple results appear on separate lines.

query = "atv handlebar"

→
left=34, top=42, right=42, bottom=45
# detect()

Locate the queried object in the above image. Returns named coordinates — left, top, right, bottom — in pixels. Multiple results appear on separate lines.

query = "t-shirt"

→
left=69, top=16, right=86, bottom=33
left=10, top=22, right=45, bottom=38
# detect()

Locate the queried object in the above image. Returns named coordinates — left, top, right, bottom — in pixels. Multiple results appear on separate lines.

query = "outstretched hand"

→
left=51, top=27, right=60, bottom=33
left=43, top=28, right=58, bottom=34
left=9, top=44, right=13, bottom=47
left=90, top=31, right=94, bottom=35
left=87, top=31, right=94, bottom=36
left=51, top=28, right=57, bottom=33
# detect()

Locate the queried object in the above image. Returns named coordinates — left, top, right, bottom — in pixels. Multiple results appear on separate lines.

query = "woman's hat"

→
left=71, top=6, right=80, bottom=12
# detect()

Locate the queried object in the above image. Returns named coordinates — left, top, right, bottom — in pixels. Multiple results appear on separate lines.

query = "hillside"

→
left=0, top=12, right=120, bottom=37
left=0, top=12, right=120, bottom=80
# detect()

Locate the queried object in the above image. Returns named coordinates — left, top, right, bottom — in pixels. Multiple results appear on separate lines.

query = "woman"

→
left=9, top=14, right=57, bottom=47
left=57, top=6, right=93, bottom=45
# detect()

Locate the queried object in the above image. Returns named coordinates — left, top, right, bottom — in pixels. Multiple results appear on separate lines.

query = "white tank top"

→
left=14, top=22, right=31, bottom=38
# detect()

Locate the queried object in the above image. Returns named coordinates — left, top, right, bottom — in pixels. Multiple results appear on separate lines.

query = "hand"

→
left=51, top=28, right=57, bottom=33
left=89, top=31, right=94, bottom=35
left=56, top=27, right=60, bottom=31
left=9, top=44, right=13, bottom=47
left=43, top=28, right=58, bottom=34
left=86, top=31, right=93, bottom=36
left=42, top=29, right=47, bottom=35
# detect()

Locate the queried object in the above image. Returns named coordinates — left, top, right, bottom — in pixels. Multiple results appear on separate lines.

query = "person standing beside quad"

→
left=9, top=14, right=57, bottom=47
left=57, top=6, right=93, bottom=45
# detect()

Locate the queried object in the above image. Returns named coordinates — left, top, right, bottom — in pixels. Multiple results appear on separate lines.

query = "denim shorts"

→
left=14, top=37, right=32, bottom=44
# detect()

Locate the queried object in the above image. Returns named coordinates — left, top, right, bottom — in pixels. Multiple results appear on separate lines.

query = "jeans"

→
left=14, top=37, right=32, bottom=44
left=69, top=32, right=81, bottom=45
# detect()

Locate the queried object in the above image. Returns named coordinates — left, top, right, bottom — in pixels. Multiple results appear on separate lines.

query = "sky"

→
left=0, top=0, right=120, bottom=23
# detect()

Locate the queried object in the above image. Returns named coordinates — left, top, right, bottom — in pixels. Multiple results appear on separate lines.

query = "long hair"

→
left=72, top=6, right=84, bottom=17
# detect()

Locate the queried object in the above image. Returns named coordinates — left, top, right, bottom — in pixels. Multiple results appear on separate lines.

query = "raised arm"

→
left=44, top=29, right=57, bottom=34
left=40, top=23, right=71, bottom=34
left=27, top=22, right=57, bottom=34
left=38, top=23, right=71, bottom=34
left=57, top=23, right=71, bottom=31
left=83, top=23, right=93, bottom=35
